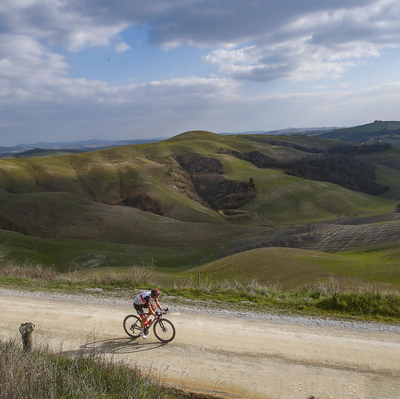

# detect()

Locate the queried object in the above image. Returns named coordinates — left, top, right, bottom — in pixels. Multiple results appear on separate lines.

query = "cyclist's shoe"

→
left=139, top=331, right=148, bottom=340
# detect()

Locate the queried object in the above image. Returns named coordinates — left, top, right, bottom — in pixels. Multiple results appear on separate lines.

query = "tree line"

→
left=227, top=144, right=390, bottom=196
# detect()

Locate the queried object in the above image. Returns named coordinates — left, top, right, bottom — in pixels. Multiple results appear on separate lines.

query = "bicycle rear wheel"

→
left=123, top=314, right=141, bottom=338
left=153, top=318, right=176, bottom=343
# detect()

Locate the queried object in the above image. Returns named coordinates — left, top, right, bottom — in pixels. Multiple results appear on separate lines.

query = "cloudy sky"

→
left=1, top=0, right=400, bottom=146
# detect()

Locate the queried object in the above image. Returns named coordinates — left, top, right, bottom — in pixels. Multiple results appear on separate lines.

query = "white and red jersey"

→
left=134, top=291, right=152, bottom=306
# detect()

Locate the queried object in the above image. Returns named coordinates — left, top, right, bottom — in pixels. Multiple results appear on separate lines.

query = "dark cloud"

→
left=144, top=0, right=377, bottom=47
left=1, top=0, right=400, bottom=144
left=0, top=0, right=381, bottom=48
left=2, top=0, right=395, bottom=82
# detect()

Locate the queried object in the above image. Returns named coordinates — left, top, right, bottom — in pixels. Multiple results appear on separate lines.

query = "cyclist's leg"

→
left=134, top=304, right=147, bottom=329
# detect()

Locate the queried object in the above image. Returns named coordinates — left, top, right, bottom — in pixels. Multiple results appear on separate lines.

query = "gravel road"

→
left=1, top=288, right=400, bottom=399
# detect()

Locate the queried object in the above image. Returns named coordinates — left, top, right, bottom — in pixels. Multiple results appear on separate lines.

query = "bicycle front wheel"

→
left=123, top=314, right=141, bottom=338
left=153, top=318, right=176, bottom=343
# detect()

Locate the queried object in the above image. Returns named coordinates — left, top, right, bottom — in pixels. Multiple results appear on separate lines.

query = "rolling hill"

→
left=0, top=129, right=400, bottom=289
left=318, top=120, right=400, bottom=143
left=185, top=244, right=400, bottom=291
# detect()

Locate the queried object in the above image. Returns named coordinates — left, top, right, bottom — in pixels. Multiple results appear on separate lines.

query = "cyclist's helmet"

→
left=151, top=288, right=160, bottom=298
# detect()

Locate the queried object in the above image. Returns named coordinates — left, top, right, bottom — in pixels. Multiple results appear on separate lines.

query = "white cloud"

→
left=1, top=66, right=400, bottom=145
left=3, top=0, right=400, bottom=81
left=1, top=0, right=400, bottom=145
left=200, top=0, right=400, bottom=82
left=338, top=82, right=354, bottom=89
left=114, top=42, right=132, bottom=53
left=0, top=0, right=128, bottom=51
left=0, top=71, right=245, bottom=144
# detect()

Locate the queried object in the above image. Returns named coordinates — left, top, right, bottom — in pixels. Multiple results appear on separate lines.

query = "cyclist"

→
left=133, top=288, right=163, bottom=339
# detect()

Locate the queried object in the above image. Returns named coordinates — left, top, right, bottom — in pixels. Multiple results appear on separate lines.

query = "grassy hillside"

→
left=0, top=191, right=262, bottom=245
left=185, top=245, right=400, bottom=291
left=0, top=130, right=399, bottom=275
left=0, top=132, right=393, bottom=233
left=319, top=120, right=400, bottom=142
left=0, top=229, right=220, bottom=272
left=359, top=145, right=400, bottom=171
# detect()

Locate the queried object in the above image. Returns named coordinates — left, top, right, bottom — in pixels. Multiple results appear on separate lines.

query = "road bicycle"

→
left=123, top=308, right=176, bottom=343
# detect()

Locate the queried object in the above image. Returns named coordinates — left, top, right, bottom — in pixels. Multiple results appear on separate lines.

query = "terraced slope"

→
left=310, top=222, right=400, bottom=252
left=219, top=213, right=400, bottom=256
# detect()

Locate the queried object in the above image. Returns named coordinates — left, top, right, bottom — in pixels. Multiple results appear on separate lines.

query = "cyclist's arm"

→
left=154, top=298, right=163, bottom=310
left=144, top=297, right=156, bottom=317
left=148, top=304, right=156, bottom=317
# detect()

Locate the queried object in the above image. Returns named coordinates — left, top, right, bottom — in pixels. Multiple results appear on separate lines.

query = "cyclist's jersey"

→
left=134, top=291, right=152, bottom=306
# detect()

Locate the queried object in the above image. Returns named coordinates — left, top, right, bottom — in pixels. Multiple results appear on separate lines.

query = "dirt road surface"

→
left=1, top=291, right=400, bottom=399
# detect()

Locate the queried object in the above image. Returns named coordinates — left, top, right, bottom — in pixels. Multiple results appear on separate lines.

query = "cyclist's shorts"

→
left=134, top=303, right=148, bottom=317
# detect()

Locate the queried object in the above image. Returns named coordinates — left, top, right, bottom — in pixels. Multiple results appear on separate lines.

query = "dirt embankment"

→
left=1, top=290, right=400, bottom=399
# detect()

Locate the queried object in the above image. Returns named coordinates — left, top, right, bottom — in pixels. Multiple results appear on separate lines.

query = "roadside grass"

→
left=0, top=339, right=217, bottom=399
left=165, top=278, right=400, bottom=323
left=1, top=261, right=400, bottom=324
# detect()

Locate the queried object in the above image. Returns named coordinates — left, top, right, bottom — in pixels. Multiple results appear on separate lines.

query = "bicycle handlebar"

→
left=155, top=308, right=169, bottom=316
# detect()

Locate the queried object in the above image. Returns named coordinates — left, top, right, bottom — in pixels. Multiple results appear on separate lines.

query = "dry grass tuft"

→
left=0, top=257, right=156, bottom=287
left=0, top=338, right=172, bottom=399
left=62, top=261, right=156, bottom=286
left=0, top=262, right=59, bottom=281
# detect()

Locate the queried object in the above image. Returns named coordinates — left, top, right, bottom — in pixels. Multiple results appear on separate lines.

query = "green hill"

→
left=319, top=120, right=400, bottom=143
left=0, top=130, right=399, bottom=279
left=183, top=245, right=400, bottom=291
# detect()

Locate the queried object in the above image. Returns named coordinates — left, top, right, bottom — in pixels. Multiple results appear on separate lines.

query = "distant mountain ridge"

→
left=221, top=126, right=339, bottom=136
left=223, top=120, right=400, bottom=143
left=0, top=137, right=167, bottom=157
left=3, top=120, right=400, bottom=159
left=317, top=120, right=400, bottom=143
left=15, top=138, right=167, bottom=148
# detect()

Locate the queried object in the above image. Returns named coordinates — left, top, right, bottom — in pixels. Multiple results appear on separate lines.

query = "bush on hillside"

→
left=192, top=174, right=258, bottom=210
left=174, top=152, right=224, bottom=174
left=175, top=152, right=258, bottom=210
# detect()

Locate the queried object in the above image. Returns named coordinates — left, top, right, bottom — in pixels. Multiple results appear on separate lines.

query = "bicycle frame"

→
left=123, top=308, right=176, bottom=343
left=143, top=310, right=167, bottom=333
